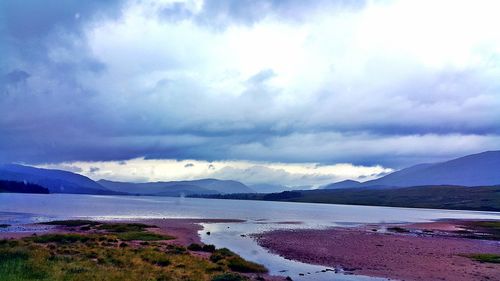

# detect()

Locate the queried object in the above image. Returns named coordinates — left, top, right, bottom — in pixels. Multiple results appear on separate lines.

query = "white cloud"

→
left=39, top=158, right=392, bottom=187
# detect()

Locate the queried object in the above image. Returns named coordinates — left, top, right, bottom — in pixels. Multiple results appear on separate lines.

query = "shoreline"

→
left=253, top=220, right=500, bottom=281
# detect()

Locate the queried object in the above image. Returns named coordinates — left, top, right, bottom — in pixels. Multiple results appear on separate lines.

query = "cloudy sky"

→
left=1, top=0, right=499, bottom=186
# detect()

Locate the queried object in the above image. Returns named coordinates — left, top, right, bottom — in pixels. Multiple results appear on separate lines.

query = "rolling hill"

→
left=324, top=151, right=500, bottom=189
left=0, top=164, right=116, bottom=194
left=98, top=178, right=253, bottom=196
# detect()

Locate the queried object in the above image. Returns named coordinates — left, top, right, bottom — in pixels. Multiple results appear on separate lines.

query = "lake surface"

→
left=1, top=193, right=499, bottom=280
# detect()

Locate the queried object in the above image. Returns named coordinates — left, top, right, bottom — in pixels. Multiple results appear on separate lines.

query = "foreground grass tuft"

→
left=0, top=220, right=268, bottom=281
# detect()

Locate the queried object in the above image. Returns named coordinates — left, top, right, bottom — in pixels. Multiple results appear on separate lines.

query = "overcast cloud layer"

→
left=1, top=0, right=500, bottom=184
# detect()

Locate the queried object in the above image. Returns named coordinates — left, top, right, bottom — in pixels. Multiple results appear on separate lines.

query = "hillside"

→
left=197, top=185, right=500, bottom=212
left=98, top=178, right=253, bottom=196
left=0, top=180, right=49, bottom=194
left=324, top=151, right=500, bottom=189
left=0, top=164, right=117, bottom=195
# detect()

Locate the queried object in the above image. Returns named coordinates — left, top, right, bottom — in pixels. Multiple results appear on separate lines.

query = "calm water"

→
left=1, top=193, right=499, bottom=280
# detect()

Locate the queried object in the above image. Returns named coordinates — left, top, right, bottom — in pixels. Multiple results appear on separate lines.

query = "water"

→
left=1, top=193, right=499, bottom=280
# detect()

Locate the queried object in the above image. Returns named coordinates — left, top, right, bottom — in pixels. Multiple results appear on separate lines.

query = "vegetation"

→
left=195, top=185, right=500, bottom=212
left=188, top=243, right=216, bottom=252
left=387, top=227, right=410, bottom=233
left=0, top=180, right=49, bottom=194
left=0, top=220, right=268, bottom=281
left=0, top=224, right=10, bottom=228
left=463, top=253, right=500, bottom=263
left=457, top=221, right=500, bottom=240
left=210, top=248, right=268, bottom=273
left=40, top=220, right=100, bottom=227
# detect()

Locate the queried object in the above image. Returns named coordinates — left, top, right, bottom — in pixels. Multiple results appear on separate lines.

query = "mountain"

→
left=322, top=180, right=361, bottom=189
left=0, top=180, right=49, bottom=194
left=0, top=164, right=115, bottom=194
left=98, top=178, right=253, bottom=196
left=359, top=151, right=500, bottom=187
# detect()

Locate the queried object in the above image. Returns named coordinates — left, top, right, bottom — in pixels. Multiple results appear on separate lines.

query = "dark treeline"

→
left=0, top=180, right=49, bottom=194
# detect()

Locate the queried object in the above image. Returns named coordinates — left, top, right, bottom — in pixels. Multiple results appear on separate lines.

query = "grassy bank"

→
left=0, top=221, right=267, bottom=281
left=196, top=185, right=500, bottom=212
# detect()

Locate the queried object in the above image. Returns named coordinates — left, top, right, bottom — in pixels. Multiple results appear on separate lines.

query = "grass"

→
left=188, top=243, right=216, bottom=252
left=458, top=221, right=500, bottom=240
left=96, top=223, right=156, bottom=232
left=116, top=231, right=174, bottom=241
left=210, top=248, right=267, bottom=273
left=198, top=185, right=500, bottom=212
left=40, top=220, right=100, bottom=227
left=0, top=220, right=267, bottom=281
left=28, top=233, right=93, bottom=244
left=463, top=253, right=500, bottom=263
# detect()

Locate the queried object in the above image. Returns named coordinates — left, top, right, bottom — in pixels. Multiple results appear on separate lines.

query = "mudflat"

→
left=253, top=220, right=500, bottom=281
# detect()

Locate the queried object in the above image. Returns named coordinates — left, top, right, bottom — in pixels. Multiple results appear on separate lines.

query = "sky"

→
left=1, top=0, right=500, bottom=187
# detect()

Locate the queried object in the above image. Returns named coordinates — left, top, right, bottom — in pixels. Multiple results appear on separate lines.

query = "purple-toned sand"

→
left=253, top=221, right=500, bottom=281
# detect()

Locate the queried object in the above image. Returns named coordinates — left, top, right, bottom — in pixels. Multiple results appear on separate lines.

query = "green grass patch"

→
left=116, top=231, right=174, bottom=241
left=28, top=234, right=93, bottom=244
left=464, top=253, right=500, bottom=263
left=40, top=220, right=100, bottom=227
left=97, top=223, right=155, bottom=233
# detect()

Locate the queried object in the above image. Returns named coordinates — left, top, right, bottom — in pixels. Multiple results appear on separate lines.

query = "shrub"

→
left=188, top=243, right=203, bottom=251
left=210, top=248, right=235, bottom=263
left=226, top=256, right=268, bottom=273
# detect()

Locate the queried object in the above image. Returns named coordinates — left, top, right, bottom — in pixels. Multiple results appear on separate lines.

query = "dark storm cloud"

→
left=0, top=0, right=499, bottom=169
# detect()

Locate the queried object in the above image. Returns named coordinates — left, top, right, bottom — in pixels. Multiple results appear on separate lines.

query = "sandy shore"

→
left=253, top=221, right=500, bottom=281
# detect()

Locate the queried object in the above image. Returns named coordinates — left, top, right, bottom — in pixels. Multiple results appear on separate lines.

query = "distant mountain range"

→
left=1, top=150, right=499, bottom=196
left=323, top=151, right=500, bottom=189
left=98, top=179, right=253, bottom=196
left=0, top=164, right=117, bottom=194
left=0, top=164, right=253, bottom=196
